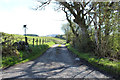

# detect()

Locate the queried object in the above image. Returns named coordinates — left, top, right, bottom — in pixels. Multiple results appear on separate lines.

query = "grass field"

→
left=1, top=32, right=65, bottom=44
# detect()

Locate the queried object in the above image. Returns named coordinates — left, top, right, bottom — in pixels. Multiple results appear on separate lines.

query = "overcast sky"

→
left=0, top=0, right=67, bottom=36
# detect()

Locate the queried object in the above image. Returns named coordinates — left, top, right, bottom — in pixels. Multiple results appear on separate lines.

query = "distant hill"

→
left=55, top=34, right=66, bottom=40
left=24, top=34, right=39, bottom=37
left=46, top=34, right=58, bottom=37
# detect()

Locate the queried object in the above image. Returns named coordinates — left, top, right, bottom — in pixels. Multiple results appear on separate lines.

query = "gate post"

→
left=25, top=37, right=28, bottom=45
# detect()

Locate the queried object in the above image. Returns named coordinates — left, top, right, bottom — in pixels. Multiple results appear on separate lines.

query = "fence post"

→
left=36, top=38, right=38, bottom=46
left=46, top=39, right=47, bottom=43
left=42, top=39, right=44, bottom=44
left=45, top=39, right=47, bottom=43
left=39, top=38, right=41, bottom=45
left=25, top=37, right=28, bottom=45
left=44, top=39, right=46, bottom=43
left=33, top=38, right=34, bottom=47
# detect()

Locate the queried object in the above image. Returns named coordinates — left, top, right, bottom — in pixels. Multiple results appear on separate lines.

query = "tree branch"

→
left=36, top=0, right=51, bottom=10
left=87, top=13, right=96, bottom=26
left=84, top=1, right=90, bottom=8
left=59, top=2, right=77, bottom=18
left=63, top=8, right=79, bottom=37
left=76, top=26, right=79, bottom=32
left=84, top=6, right=94, bottom=16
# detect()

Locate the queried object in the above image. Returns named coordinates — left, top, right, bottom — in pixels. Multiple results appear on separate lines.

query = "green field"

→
left=1, top=32, right=65, bottom=69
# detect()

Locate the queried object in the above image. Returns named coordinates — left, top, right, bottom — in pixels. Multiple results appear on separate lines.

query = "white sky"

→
left=0, top=0, right=67, bottom=36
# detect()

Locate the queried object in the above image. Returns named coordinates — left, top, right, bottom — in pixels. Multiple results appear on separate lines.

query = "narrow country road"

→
left=2, top=44, right=113, bottom=79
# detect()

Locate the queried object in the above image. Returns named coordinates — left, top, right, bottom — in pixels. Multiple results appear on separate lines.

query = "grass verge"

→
left=1, top=42, right=55, bottom=69
left=66, top=43, right=120, bottom=78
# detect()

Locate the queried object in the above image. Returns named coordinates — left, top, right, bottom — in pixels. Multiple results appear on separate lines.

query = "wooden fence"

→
left=31, top=38, right=50, bottom=47
left=1, top=37, right=51, bottom=47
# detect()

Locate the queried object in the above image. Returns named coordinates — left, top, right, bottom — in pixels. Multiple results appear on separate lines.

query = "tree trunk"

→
left=78, top=23, right=92, bottom=52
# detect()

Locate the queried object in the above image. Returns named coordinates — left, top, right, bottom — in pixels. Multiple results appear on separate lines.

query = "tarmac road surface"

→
left=1, top=44, right=113, bottom=79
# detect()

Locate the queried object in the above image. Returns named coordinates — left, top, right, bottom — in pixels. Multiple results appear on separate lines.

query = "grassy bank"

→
left=1, top=32, right=65, bottom=69
left=66, top=44, right=120, bottom=78
left=1, top=42, right=55, bottom=69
